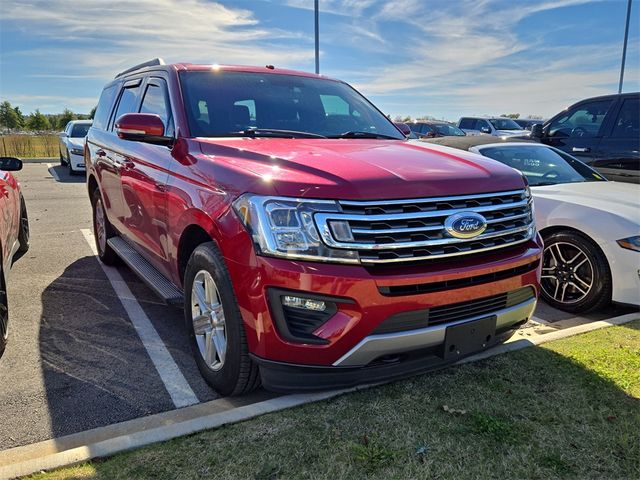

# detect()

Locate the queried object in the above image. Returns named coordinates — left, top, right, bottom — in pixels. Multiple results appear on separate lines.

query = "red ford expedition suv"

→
left=86, top=59, right=542, bottom=395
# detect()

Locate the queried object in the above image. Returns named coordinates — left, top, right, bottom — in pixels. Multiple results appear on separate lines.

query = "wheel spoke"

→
left=204, top=330, right=215, bottom=365
left=554, top=243, right=568, bottom=263
left=212, top=329, right=226, bottom=362
left=541, top=275, right=557, bottom=280
left=573, top=257, right=588, bottom=270
left=559, top=282, right=568, bottom=302
left=193, top=283, right=209, bottom=311
left=211, top=303, right=225, bottom=326
left=542, top=266, right=556, bottom=271
left=573, top=273, right=592, bottom=289
left=192, top=314, right=211, bottom=335
left=567, top=250, right=585, bottom=265
left=569, top=282, right=588, bottom=296
left=547, top=246, right=558, bottom=265
left=553, top=280, right=560, bottom=300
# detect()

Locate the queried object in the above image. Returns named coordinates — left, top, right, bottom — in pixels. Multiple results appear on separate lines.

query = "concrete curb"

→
left=1, top=312, right=637, bottom=479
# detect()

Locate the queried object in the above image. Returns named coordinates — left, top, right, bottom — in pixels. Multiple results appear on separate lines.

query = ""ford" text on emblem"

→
left=444, top=212, right=488, bottom=239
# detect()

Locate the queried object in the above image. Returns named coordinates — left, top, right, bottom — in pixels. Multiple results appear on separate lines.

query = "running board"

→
left=107, top=237, right=183, bottom=307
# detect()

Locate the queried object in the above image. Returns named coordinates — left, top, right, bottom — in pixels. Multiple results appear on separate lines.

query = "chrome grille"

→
left=315, top=189, right=535, bottom=264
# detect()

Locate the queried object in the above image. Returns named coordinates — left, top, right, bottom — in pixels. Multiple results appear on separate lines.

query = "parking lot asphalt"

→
left=0, top=162, right=633, bottom=452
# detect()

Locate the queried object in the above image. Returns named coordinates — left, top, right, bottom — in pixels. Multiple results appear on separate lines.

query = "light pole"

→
left=315, top=0, right=320, bottom=74
left=618, top=0, right=632, bottom=94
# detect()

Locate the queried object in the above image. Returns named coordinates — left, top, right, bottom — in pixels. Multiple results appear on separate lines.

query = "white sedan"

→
left=59, top=120, right=92, bottom=175
left=467, top=142, right=640, bottom=313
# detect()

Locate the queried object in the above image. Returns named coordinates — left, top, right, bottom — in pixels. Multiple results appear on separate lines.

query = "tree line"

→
left=0, top=100, right=96, bottom=132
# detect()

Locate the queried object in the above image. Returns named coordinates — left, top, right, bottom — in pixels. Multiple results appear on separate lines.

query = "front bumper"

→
left=604, top=241, right=640, bottom=306
left=69, top=152, right=86, bottom=172
left=220, top=210, right=543, bottom=370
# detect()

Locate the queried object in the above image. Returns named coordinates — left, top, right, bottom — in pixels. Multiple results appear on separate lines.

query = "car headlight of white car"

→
left=70, top=147, right=84, bottom=156
left=233, top=194, right=360, bottom=264
left=617, top=235, right=640, bottom=252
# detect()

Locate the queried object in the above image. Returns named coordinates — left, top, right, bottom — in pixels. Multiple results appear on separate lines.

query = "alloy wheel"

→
left=191, top=270, right=227, bottom=371
left=95, top=197, right=107, bottom=254
left=541, top=241, right=594, bottom=304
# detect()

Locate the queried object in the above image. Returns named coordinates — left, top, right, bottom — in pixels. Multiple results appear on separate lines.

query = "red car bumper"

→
left=223, top=226, right=542, bottom=390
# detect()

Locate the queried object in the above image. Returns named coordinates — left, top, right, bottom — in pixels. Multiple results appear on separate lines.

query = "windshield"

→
left=70, top=124, right=91, bottom=137
left=488, top=118, right=522, bottom=131
left=478, top=145, right=606, bottom=186
left=180, top=71, right=404, bottom=139
left=434, top=124, right=465, bottom=136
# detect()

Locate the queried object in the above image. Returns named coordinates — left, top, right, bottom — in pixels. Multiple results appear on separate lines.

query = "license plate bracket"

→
left=441, top=316, right=497, bottom=360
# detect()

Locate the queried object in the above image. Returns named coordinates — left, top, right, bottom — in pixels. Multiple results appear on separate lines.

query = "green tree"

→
left=26, top=109, right=51, bottom=131
left=89, top=106, right=97, bottom=119
left=0, top=101, right=22, bottom=130
left=13, top=106, right=24, bottom=128
left=58, top=108, right=75, bottom=129
left=501, top=113, right=520, bottom=119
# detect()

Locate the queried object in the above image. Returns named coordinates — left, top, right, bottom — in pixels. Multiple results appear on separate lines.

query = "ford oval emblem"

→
left=444, top=212, right=487, bottom=239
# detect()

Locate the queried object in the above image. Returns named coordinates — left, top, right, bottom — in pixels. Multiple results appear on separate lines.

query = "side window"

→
left=477, top=120, right=491, bottom=131
left=423, top=125, right=434, bottom=134
left=548, top=100, right=612, bottom=138
left=111, top=84, right=141, bottom=130
left=93, top=84, right=118, bottom=130
left=611, top=98, right=639, bottom=138
left=459, top=118, right=474, bottom=129
left=139, top=81, right=174, bottom=137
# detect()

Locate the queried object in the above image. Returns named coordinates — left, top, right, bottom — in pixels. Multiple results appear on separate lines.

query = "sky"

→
left=1, top=0, right=638, bottom=121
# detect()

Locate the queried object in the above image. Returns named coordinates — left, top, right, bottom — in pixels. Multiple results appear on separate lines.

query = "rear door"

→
left=98, top=79, right=143, bottom=234
left=118, top=76, right=174, bottom=274
left=592, top=95, right=640, bottom=183
left=542, top=98, right=614, bottom=164
left=459, top=118, right=481, bottom=135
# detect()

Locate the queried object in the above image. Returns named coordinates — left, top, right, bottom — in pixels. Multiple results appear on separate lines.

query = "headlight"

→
left=70, top=147, right=84, bottom=155
left=617, top=236, right=640, bottom=252
left=233, top=194, right=359, bottom=264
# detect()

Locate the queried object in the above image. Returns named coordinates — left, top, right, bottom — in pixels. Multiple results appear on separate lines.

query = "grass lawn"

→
left=29, top=320, right=640, bottom=480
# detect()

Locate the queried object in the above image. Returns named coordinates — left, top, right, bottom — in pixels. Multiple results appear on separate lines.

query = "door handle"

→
left=96, top=149, right=106, bottom=157
left=572, top=147, right=590, bottom=153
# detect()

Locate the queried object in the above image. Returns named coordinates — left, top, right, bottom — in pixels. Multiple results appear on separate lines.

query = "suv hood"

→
left=534, top=181, right=640, bottom=224
left=196, top=138, right=524, bottom=200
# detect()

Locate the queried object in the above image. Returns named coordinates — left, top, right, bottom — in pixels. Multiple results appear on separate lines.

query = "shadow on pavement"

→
left=47, top=165, right=85, bottom=184
left=38, top=256, right=175, bottom=438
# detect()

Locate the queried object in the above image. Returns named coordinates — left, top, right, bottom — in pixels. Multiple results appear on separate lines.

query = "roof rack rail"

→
left=115, top=58, right=165, bottom=79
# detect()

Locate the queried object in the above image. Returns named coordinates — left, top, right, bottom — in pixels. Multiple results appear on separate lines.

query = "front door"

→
left=542, top=99, right=614, bottom=165
left=119, top=77, right=174, bottom=276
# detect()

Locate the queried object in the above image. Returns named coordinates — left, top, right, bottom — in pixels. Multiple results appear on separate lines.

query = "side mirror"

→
left=530, top=123, right=543, bottom=139
left=59, top=132, right=68, bottom=137
left=0, top=157, right=23, bottom=172
left=394, top=122, right=412, bottom=137
left=115, top=113, right=173, bottom=146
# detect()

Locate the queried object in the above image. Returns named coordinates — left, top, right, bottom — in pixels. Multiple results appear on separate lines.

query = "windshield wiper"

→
left=533, top=182, right=558, bottom=186
left=232, top=128, right=326, bottom=139
left=327, top=131, right=401, bottom=140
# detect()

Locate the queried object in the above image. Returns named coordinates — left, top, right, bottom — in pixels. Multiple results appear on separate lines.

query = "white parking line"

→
left=46, top=164, right=61, bottom=182
left=81, top=229, right=199, bottom=409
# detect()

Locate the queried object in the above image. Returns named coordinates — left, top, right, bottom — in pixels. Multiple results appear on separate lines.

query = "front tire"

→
left=540, top=231, right=611, bottom=313
left=91, top=188, right=119, bottom=265
left=17, top=196, right=29, bottom=253
left=184, top=242, right=260, bottom=396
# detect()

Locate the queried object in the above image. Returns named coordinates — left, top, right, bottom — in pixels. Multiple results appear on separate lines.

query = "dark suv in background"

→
left=531, top=92, right=639, bottom=183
